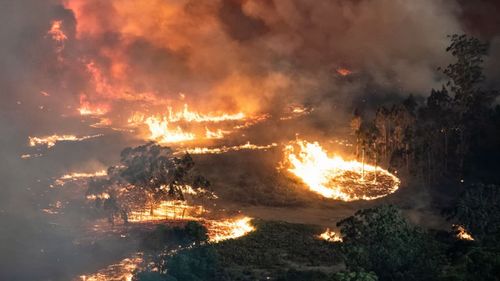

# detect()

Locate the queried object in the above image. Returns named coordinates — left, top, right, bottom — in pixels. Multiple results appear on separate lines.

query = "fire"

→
left=184, top=142, right=278, bottom=155
left=125, top=200, right=254, bottom=242
left=318, top=228, right=343, bottom=242
left=128, top=200, right=205, bottom=223
left=166, top=104, right=245, bottom=123
left=78, top=94, right=109, bottom=116
left=454, top=225, right=474, bottom=241
left=336, top=68, right=353, bottom=76
left=47, top=20, right=67, bottom=62
left=284, top=140, right=400, bottom=201
left=78, top=253, right=142, bottom=281
left=205, top=127, right=228, bottom=139
left=28, top=134, right=103, bottom=148
left=86, top=193, right=111, bottom=200
left=129, top=105, right=260, bottom=143
left=205, top=217, right=255, bottom=243
left=48, top=20, right=67, bottom=42
left=144, top=116, right=195, bottom=143
left=20, top=153, right=43, bottom=159
left=56, top=170, right=107, bottom=185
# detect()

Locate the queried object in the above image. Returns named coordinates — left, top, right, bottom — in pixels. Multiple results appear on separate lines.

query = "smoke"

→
left=52, top=0, right=464, bottom=119
left=0, top=0, right=499, bottom=279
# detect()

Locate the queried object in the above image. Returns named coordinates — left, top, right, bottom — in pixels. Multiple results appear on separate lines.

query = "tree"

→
left=337, top=205, right=443, bottom=281
left=447, top=183, right=500, bottom=243
left=86, top=142, right=212, bottom=224
left=441, top=35, right=497, bottom=176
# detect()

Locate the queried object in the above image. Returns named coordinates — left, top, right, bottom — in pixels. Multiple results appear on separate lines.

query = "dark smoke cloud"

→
left=0, top=0, right=499, bottom=280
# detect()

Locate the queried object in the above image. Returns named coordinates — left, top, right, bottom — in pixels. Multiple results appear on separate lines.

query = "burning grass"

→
left=283, top=140, right=400, bottom=201
left=28, top=134, right=103, bottom=148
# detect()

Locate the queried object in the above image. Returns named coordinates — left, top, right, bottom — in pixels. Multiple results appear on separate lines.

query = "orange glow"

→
left=185, top=142, right=278, bottom=155
left=318, top=228, right=343, bottom=242
left=337, top=68, right=353, bottom=76
left=283, top=140, right=400, bottom=201
left=144, top=116, right=195, bottom=143
left=78, top=253, right=142, bottom=281
left=166, top=104, right=245, bottom=123
left=454, top=225, right=474, bottom=241
left=128, top=104, right=262, bottom=143
left=205, top=217, right=255, bottom=243
left=55, top=170, right=107, bottom=185
left=205, top=128, right=229, bottom=139
left=47, top=20, right=67, bottom=42
left=78, top=94, right=109, bottom=116
left=128, top=200, right=205, bottom=222
left=28, top=134, right=103, bottom=148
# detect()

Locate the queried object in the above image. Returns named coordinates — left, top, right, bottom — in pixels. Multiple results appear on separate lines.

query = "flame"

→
left=454, top=225, right=474, bottom=241
left=86, top=193, right=111, bottom=200
left=78, top=253, right=142, bottom=281
left=166, top=104, right=245, bottom=123
left=205, top=217, right=255, bottom=243
left=78, top=94, right=109, bottom=116
left=184, top=142, right=278, bottom=155
left=28, top=134, right=103, bottom=148
left=128, top=200, right=205, bottom=222
left=205, top=127, right=228, bottom=139
left=318, top=228, right=343, bottom=242
left=55, top=170, right=107, bottom=185
left=130, top=104, right=256, bottom=143
left=77, top=217, right=254, bottom=280
left=144, top=116, right=195, bottom=143
left=59, top=170, right=108, bottom=180
left=284, top=140, right=400, bottom=201
left=21, top=153, right=43, bottom=159
left=280, top=105, right=313, bottom=120
left=47, top=20, right=67, bottom=62
left=336, top=68, right=353, bottom=76
left=48, top=20, right=67, bottom=42
left=126, top=200, right=254, bottom=242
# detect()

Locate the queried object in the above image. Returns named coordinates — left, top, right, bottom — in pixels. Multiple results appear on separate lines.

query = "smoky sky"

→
left=2, top=0, right=499, bottom=122
left=0, top=0, right=500, bottom=279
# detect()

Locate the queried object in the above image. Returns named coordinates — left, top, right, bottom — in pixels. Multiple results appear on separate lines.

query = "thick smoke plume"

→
left=1, top=0, right=500, bottom=280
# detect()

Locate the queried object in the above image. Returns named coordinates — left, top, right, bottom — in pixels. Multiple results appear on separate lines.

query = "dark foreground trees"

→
left=337, top=205, right=443, bottom=281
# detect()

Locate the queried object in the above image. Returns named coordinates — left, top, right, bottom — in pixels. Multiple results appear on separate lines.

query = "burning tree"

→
left=86, top=142, right=212, bottom=224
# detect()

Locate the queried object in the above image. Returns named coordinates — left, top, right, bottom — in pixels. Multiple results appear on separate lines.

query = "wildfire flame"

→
left=205, top=127, right=229, bottom=139
left=318, top=228, right=343, bottom=242
left=28, top=134, right=103, bottom=148
left=165, top=104, right=245, bottom=123
left=205, top=217, right=255, bottom=243
left=78, top=253, right=142, bottom=281
left=128, top=200, right=205, bottom=223
left=336, top=68, right=353, bottom=76
left=125, top=201, right=254, bottom=242
left=184, top=142, right=278, bottom=155
left=47, top=20, right=67, bottom=61
left=284, top=140, right=400, bottom=201
left=454, top=225, right=474, bottom=241
left=47, top=20, right=67, bottom=42
left=56, top=170, right=107, bottom=185
left=144, top=116, right=195, bottom=143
